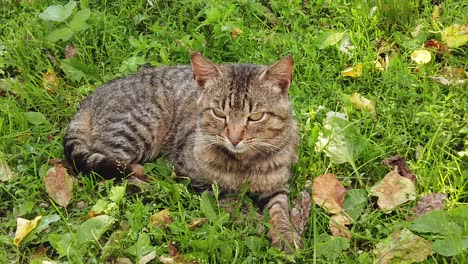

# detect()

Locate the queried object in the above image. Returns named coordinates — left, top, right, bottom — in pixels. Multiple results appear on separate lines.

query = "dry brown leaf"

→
left=44, top=163, right=73, bottom=207
left=159, top=242, right=199, bottom=264
left=410, top=193, right=447, bottom=220
left=381, top=155, right=416, bottom=182
left=291, top=190, right=312, bottom=235
left=231, top=28, right=243, bottom=39
left=349, top=92, right=375, bottom=114
left=341, top=63, right=363, bottom=77
left=150, top=209, right=174, bottom=227
left=188, top=218, right=207, bottom=231
left=13, top=216, right=42, bottom=246
left=329, top=213, right=352, bottom=239
left=64, top=43, right=77, bottom=59
left=425, top=39, right=448, bottom=53
left=370, top=166, right=416, bottom=212
left=429, top=66, right=468, bottom=87
left=312, top=174, right=346, bottom=214
left=0, top=154, right=15, bottom=182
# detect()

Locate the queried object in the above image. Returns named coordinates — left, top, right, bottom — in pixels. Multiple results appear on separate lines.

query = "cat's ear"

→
left=261, top=55, right=294, bottom=94
left=191, top=52, right=222, bottom=88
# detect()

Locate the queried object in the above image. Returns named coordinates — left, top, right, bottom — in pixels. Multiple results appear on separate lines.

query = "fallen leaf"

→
left=339, top=37, right=355, bottom=56
left=168, top=242, right=179, bottom=257
left=231, top=28, right=243, bottom=39
left=349, top=92, right=375, bottom=114
left=370, top=166, right=416, bottom=212
left=291, top=191, right=312, bottom=235
left=341, top=63, right=363, bottom=77
left=429, top=66, right=468, bottom=87
left=32, top=244, right=47, bottom=259
left=64, top=43, right=76, bottom=58
left=329, top=213, right=352, bottom=239
left=312, top=174, right=346, bottom=214
left=139, top=251, right=157, bottom=264
left=13, top=216, right=42, bottom=246
left=150, top=209, right=173, bottom=227
left=411, top=24, right=425, bottom=38
left=410, top=49, right=432, bottom=64
left=44, top=163, right=73, bottom=207
left=424, top=39, right=448, bottom=53
left=116, top=258, right=133, bottom=264
left=375, top=53, right=389, bottom=71
left=159, top=242, right=199, bottom=264
left=373, top=229, right=432, bottom=264
left=43, top=69, right=59, bottom=92
left=410, top=193, right=447, bottom=220
left=0, top=153, right=15, bottom=182
left=442, top=24, right=468, bottom=48
left=188, top=218, right=207, bottom=231
left=381, top=155, right=416, bottom=181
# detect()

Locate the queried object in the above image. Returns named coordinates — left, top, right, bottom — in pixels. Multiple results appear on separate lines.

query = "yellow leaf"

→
left=341, top=63, right=363, bottom=77
left=442, top=24, right=468, bottom=48
left=349, top=92, right=375, bottom=114
left=410, top=49, right=432, bottom=64
left=42, top=69, right=59, bottom=92
left=432, top=5, right=441, bottom=22
left=13, top=216, right=42, bottom=246
left=188, top=218, right=207, bottom=231
left=150, top=209, right=173, bottom=227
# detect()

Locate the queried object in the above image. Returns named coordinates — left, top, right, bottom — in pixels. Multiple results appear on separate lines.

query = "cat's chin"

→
left=224, top=144, right=248, bottom=155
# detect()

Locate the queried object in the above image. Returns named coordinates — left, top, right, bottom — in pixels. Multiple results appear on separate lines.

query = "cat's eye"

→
left=248, top=112, right=265, bottom=122
left=212, top=108, right=226, bottom=119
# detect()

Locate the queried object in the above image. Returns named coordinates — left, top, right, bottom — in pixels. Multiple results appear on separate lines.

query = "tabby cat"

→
left=63, top=53, right=300, bottom=250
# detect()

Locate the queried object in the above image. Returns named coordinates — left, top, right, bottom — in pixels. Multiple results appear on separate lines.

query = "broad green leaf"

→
left=69, top=8, right=91, bottom=32
left=316, top=115, right=367, bottom=168
left=35, top=214, right=61, bottom=233
left=102, top=230, right=127, bottom=259
left=60, top=58, right=99, bottom=81
left=119, top=55, right=146, bottom=74
left=315, top=233, right=350, bottom=262
left=318, top=32, right=345, bottom=49
left=343, top=189, right=367, bottom=221
left=245, top=236, right=262, bottom=252
left=91, top=199, right=108, bottom=214
left=126, top=233, right=153, bottom=257
left=450, top=204, right=468, bottom=234
left=432, top=237, right=468, bottom=256
left=39, top=1, right=77, bottom=22
left=200, top=191, right=218, bottom=221
left=374, top=229, right=432, bottom=264
left=76, top=215, right=114, bottom=245
left=47, top=27, right=74, bottom=42
left=109, top=185, right=126, bottom=203
left=24, top=112, right=47, bottom=125
left=48, top=233, right=77, bottom=257
left=410, top=210, right=449, bottom=234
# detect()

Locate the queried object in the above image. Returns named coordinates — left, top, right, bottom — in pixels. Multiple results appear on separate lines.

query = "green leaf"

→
left=374, top=229, right=432, bottom=264
left=48, top=233, right=77, bottom=257
left=47, top=27, right=74, bottom=42
left=432, top=237, right=468, bottom=257
left=109, top=185, right=126, bottom=203
left=76, top=215, right=114, bottom=245
left=315, top=233, right=350, bottom=262
left=102, top=230, right=127, bottom=259
left=410, top=210, right=449, bottom=234
left=91, top=199, right=108, bottom=214
left=126, top=233, right=153, bottom=257
left=200, top=191, right=217, bottom=221
left=35, top=214, right=61, bottom=233
left=60, top=58, right=100, bottom=82
left=316, top=115, right=367, bottom=167
left=119, top=55, right=146, bottom=74
left=343, top=189, right=367, bottom=221
left=39, top=1, right=77, bottom=22
left=317, top=32, right=345, bottom=49
left=68, top=8, right=91, bottom=32
left=24, top=112, right=47, bottom=125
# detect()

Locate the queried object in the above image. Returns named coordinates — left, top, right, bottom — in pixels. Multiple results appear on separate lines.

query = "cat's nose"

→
left=229, top=137, right=241, bottom=146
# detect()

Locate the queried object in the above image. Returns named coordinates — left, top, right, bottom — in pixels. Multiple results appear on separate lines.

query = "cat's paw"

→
left=269, top=230, right=302, bottom=253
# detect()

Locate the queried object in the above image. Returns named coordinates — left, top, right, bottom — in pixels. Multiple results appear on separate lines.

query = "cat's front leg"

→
left=257, top=191, right=301, bottom=252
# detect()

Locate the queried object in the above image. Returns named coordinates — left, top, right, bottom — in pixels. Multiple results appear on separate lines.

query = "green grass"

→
left=1, top=0, right=467, bottom=263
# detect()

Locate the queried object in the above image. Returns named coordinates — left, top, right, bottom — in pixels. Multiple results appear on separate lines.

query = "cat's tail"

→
left=63, top=108, right=133, bottom=179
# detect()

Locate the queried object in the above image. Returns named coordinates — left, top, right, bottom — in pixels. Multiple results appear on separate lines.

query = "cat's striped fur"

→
left=63, top=53, right=300, bottom=250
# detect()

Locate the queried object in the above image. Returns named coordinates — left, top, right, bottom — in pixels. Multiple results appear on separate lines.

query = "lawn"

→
left=0, top=0, right=467, bottom=263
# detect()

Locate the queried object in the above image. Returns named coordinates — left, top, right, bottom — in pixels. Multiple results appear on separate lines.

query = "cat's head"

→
left=192, top=53, right=296, bottom=158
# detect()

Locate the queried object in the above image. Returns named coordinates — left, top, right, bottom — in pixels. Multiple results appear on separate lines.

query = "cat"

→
left=63, top=53, right=301, bottom=251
